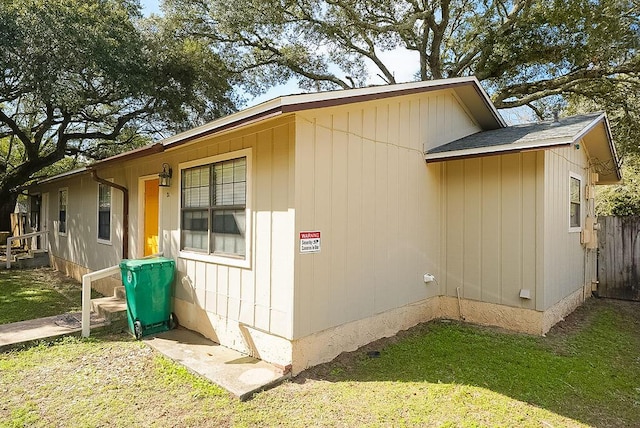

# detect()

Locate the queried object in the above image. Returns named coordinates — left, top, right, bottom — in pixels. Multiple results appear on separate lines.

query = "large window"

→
left=98, top=183, right=111, bottom=241
left=570, top=174, right=581, bottom=230
left=58, top=188, right=67, bottom=234
left=181, top=156, right=247, bottom=257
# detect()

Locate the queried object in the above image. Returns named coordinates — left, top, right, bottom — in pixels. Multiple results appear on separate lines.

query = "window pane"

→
left=218, top=183, right=233, bottom=205
left=182, top=166, right=210, bottom=207
left=98, top=184, right=111, bottom=240
left=570, top=202, right=581, bottom=228
left=99, top=184, right=111, bottom=208
left=570, top=177, right=580, bottom=203
left=98, top=211, right=110, bottom=240
left=212, top=209, right=245, bottom=256
left=183, top=230, right=208, bottom=251
left=233, top=160, right=246, bottom=182
left=182, top=210, right=208, bottom=251
left=213, top=157, right=246, bottom=207
left=233, top=182, right=246, bottom=205
left=59, top=210, right=66, bottom=234
left=59, top=189, right=67, bottom=233
left=183, top=210, right=208, bottom=231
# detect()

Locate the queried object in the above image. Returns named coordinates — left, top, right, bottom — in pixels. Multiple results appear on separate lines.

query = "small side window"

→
left=58, top=188, right=68, bottom=235
left=98, top=183, right=111, bottom=242
left=569, top=175, right=581, bottom=230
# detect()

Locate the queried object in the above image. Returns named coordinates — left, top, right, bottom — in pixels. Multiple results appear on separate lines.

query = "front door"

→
left=144, top=179, right=159, bottom=256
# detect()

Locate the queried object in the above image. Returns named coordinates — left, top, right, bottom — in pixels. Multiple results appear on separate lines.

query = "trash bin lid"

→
left=119, top=257, right=175, bottom=271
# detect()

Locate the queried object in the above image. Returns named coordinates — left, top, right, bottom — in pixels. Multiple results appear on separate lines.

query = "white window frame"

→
left=97, top=182, right=112, bottom=244
left=58, top=188, right=68, bottom=236
left=178, top=148, right=252, bottom=269
left=569, top=172, right=582, bottom=233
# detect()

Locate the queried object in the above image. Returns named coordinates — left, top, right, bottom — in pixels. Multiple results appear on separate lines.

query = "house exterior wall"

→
left=35, top=173, right=125, bottom=293
left=542, top=144, right=594, bottom=311
left=37, top=173, right=125, bottom=270
left=291, top=89, right=482, bottom=346
left=123, top=115, right=298, bottom=367
left=30, top=87, right=607, bottom=374
left=438, top=152, right=545, bottom=311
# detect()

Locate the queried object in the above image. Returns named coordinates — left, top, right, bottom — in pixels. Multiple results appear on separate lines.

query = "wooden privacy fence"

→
left=597, top=216, right=640, bottom=301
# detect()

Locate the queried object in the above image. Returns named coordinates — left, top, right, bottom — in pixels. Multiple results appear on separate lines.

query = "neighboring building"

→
left=28, top=77, right=621, bottom=374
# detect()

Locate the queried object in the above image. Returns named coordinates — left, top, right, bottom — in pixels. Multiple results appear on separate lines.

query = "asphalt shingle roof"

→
left=428, top=112, right=603, bottom=155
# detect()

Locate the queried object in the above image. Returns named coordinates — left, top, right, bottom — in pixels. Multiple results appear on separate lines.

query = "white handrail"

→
left=80, top=254, right=164, bottom=337
left=81, top=265, right=122, bottom=338
left=6, top=230, right=49, bottom=269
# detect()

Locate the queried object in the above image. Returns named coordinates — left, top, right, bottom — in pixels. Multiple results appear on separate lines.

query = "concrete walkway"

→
left=144, top=328, right=291, bottom=400
left=0, top=312, right=110, bottom=351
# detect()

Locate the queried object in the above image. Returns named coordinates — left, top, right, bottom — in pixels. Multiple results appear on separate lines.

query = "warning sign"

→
left=300, top=231, right=321, bottom=253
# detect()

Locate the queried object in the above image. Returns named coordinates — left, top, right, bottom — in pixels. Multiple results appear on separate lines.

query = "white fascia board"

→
left=161, top=99, right=284, bottom=148
left=425, top=138, right=573, bottom=162
left=572, top=113, right=606, bottom=142
left=161, top=77, right=502, bottom=149
left=35, top=167, right=89, bottom=185
left=281, top=76, right=478, bottom=106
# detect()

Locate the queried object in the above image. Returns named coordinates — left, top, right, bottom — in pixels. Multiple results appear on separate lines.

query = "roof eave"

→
left=425, top=140, right=572, bottom=162
left=158, top=77, right=505, bottom=152
left=88, top=143, right=165, bottom=170
left=30, top=166, right=89, bottom=186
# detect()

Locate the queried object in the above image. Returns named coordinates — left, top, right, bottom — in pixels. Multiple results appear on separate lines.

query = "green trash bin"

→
left=120, top=257, right=176, bottom=339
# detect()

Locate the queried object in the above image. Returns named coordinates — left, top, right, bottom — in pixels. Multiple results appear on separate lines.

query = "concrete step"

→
left=114, top=285, right=126, bottom=299
left=91, top=296, right=128, bottom=329
left=14, top=251, right=50, bottom=269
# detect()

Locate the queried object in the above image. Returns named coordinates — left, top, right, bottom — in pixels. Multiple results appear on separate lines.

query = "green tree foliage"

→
left=596, top=155, right=640, bottom=216
left=0, top=0, right=236, bottom=229
left=165, top=0, right=638, bottom=105
left=166, top=0, right=639, bottom=151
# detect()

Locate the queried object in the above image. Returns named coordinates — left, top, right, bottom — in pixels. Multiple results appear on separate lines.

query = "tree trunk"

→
left=0, top=192, right=18, bottom=232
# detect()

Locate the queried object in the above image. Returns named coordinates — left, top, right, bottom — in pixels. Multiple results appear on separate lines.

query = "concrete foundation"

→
left=542, top=283, right=591, bottom=334
left=173, top=298, right=294, bottom=372
left=48, top=255, right=593, bottom=376
left=290, top=298, right=441, bottom=374
left=175, top=286, right=592, bottom=375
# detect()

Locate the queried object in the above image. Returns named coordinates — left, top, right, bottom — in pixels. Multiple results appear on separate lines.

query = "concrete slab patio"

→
left=144, top=328, right=291, bottom=401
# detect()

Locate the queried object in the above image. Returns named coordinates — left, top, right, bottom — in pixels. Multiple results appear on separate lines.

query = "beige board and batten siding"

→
left=439, top=152, right=544, bottom=311
left=38, top=172, right=125, bottom=272
left=31, top=171, right=125, bottom=295
left=543, top=144, right=592, bottom=310
left=134, top=116, right=298, bottom=364
left=292, top=89, right=482, bottom=339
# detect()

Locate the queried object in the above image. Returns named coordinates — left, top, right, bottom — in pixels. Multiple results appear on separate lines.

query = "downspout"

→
left=90, top=169, right=129, bottom=259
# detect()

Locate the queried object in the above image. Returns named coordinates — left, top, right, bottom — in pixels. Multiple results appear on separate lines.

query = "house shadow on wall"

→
left=290, top=298, right=639, bottom=428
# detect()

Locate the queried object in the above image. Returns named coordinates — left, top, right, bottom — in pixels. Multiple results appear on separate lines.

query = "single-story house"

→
left=27, top=76, right=621, bottom=374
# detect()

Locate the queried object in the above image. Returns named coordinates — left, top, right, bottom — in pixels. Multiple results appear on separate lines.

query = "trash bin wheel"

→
left=133, top=320, right=143, bottom=340
left=169, top=312, right=178, bottom=330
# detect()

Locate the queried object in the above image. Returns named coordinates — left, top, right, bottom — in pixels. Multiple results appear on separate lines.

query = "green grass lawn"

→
left=1, top=297, right=638, bottom=427
left=0, top=268, right=101, bottom=324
